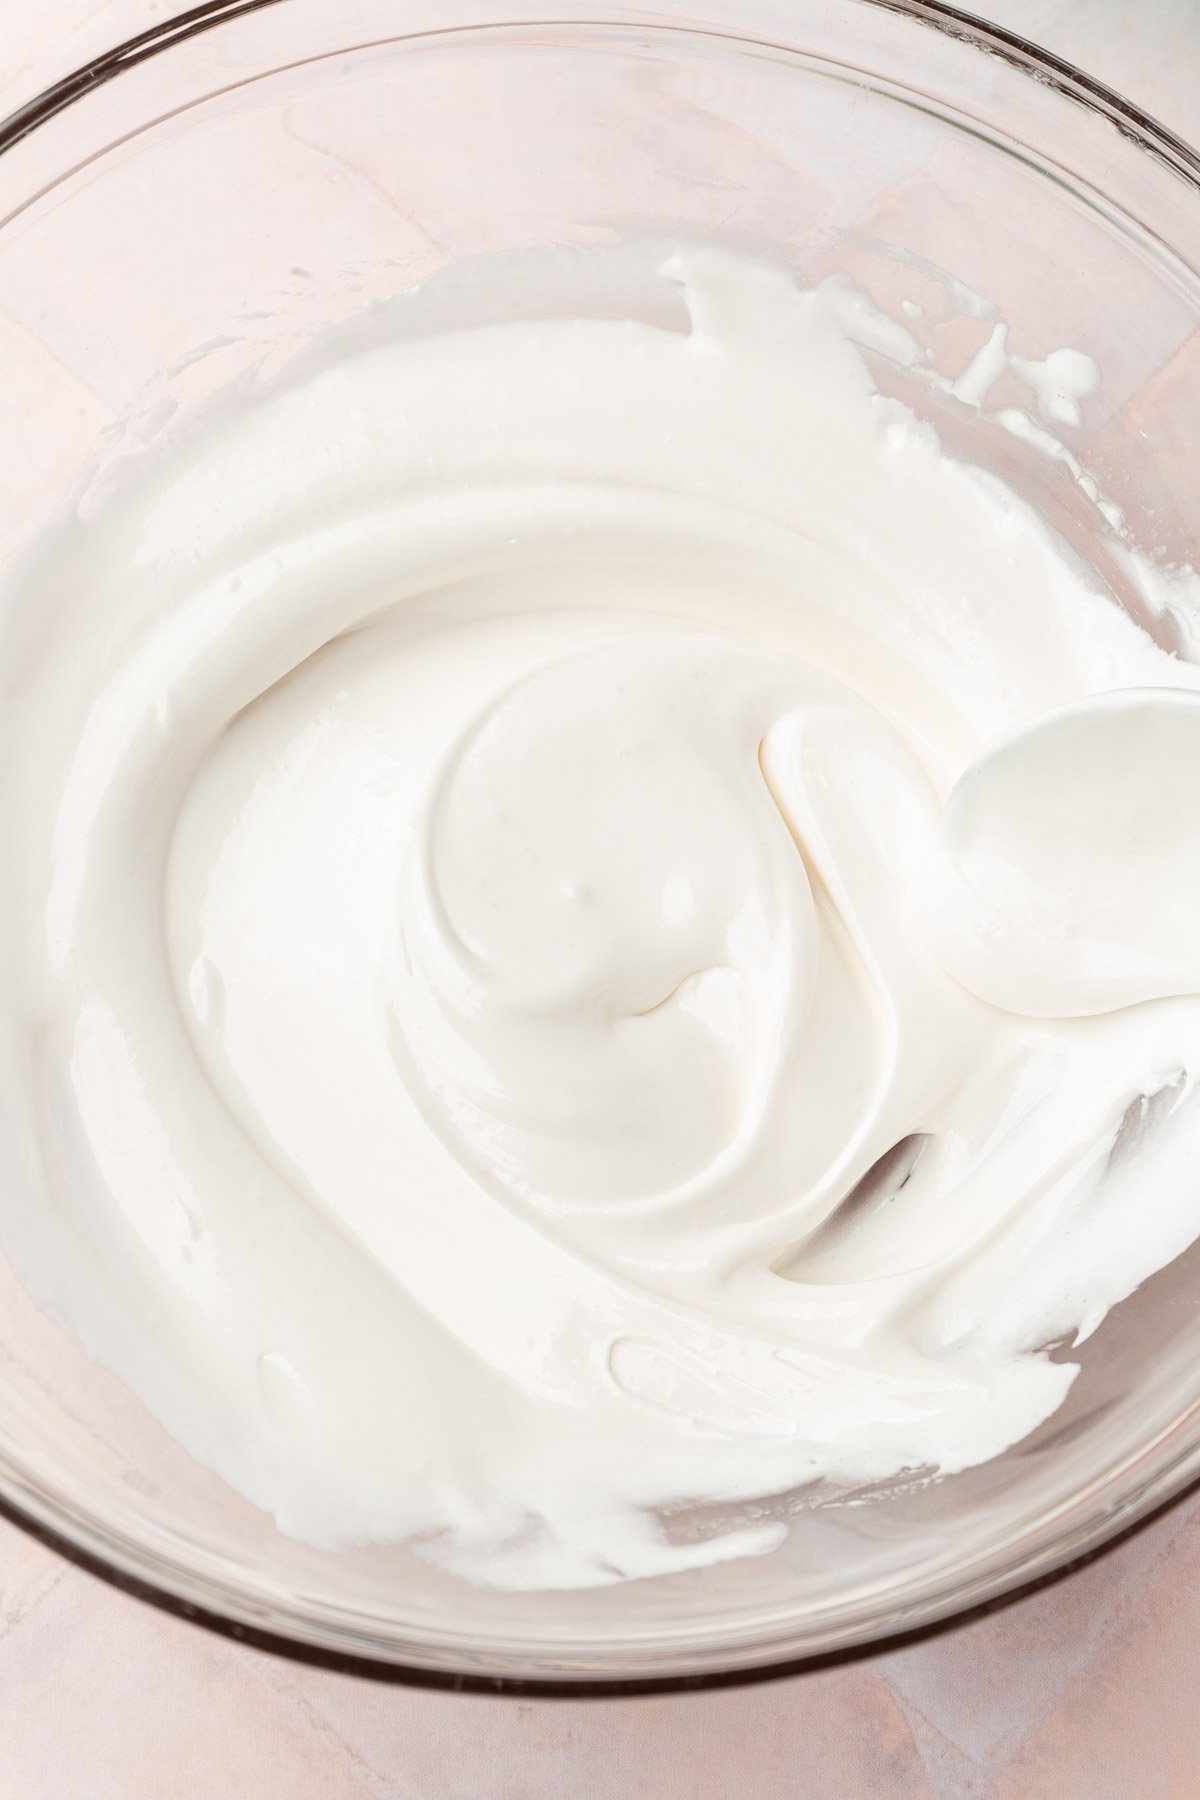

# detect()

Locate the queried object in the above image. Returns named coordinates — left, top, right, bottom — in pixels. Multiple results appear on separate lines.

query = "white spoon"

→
left=929, top=687, right=1200, bottom=1017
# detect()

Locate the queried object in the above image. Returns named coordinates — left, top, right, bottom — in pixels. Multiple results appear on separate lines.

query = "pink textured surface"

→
left=2, top=3, right=1199, bottom=1795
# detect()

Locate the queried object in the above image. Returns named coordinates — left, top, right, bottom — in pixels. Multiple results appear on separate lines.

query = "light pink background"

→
left=2, top=3, right=1199, bottom=1795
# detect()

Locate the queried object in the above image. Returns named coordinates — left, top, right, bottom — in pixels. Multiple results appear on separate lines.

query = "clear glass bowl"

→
left=2, top=0, right=1200, bottom=1682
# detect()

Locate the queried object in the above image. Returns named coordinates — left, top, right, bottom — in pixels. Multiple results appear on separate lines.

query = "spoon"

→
left=932, top=686, right=1200, bottom=1016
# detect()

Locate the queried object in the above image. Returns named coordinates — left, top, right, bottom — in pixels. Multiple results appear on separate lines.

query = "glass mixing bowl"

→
left=2, top=0, right=1200, bottom=1683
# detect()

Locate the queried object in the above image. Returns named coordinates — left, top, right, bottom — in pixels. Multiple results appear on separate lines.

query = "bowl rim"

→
left=2, top=0, right=1200, bottom=1685
left=3, top=0, right=1200, bottom=185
